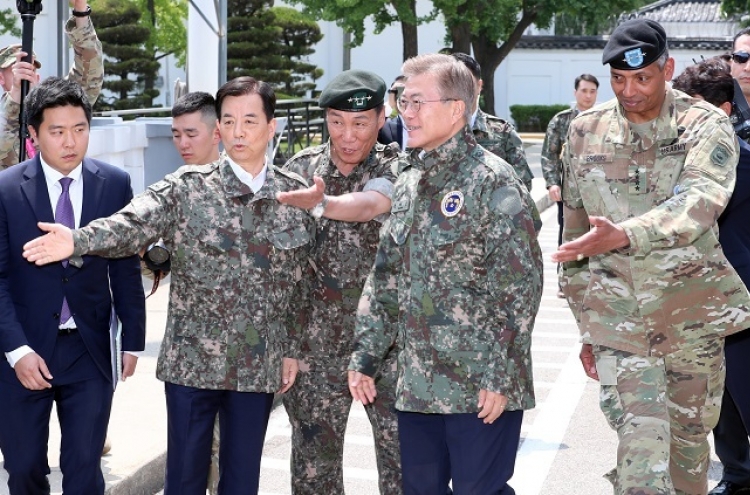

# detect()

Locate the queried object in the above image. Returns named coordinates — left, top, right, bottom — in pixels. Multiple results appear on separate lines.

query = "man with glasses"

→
left=378, top=75, right=407, bottom=150
left=729, top=29, right=750, bottom=140
left=348, top=53, right=543, bottom=495
left=711, top=30, right=750, bottom=495
left=276, top=70, right=402, bottom=495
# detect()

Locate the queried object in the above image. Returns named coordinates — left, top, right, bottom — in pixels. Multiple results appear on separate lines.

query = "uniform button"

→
left=53, top=313, right=60, bottom=319
left=62, top=278, right=69, bottom=283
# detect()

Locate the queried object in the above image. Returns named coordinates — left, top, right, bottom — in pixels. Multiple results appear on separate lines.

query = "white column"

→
left=187, top=0, right=220, bottom=95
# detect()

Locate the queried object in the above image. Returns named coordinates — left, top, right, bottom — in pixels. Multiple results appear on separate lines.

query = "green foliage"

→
left=133, top=0, right=188, bottom=66
left=91, top=0, right=160, bottom=111
left=722, top=0, right=750, bottom=26
left=227, top=1, right=323, bottom=97
left=509, top=104, right=569, bottom=132
left=0, top=9, right=20, bottom=38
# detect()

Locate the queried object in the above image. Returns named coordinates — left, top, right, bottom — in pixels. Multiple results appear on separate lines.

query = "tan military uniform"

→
left=0, top=16, right=103, bottom=169
left=562, top=89, right=750, bottom=494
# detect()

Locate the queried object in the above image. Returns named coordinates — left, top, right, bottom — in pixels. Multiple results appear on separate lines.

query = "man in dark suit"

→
left=0, top=77, right=146, bottom=495
left=673, top=58, right=750, bottom=495
left=377, top=76, right=407, bottom=150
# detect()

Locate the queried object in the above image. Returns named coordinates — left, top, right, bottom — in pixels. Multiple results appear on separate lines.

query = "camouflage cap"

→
left=602, top=19, right=667, bottom=71
left=0, top=44, right=41, bottom=70
left=319, top=70, right=385, bottom=112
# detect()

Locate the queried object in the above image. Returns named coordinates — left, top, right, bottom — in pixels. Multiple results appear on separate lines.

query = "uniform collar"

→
left=410, top=125, right=477, bottom=173
left=608, top=88, right=679, bottom=147
left=218, top=152, right=278, bottom=200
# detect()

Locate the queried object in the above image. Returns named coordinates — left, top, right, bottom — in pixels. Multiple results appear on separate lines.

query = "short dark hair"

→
left=575, top=74, right=600, bottom=90
left=172, top=91, right=217, bottom=122
left=451, top=52, right=481, bottom=80
left=25, top=77, right=91, bottom=132
left=734, top=27, right=750, bottom=50
left=215, top=76, right=276, bottom=122
left=392, top=75, right=406, bottom=85
left=671, top=57, right=734, bottom=107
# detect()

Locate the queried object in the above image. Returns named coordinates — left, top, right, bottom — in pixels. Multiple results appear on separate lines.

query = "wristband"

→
left=72, top=5, right=91, bottom=17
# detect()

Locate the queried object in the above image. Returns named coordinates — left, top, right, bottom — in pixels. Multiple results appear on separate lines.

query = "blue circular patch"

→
left=441, top=191, right=464, bottom=217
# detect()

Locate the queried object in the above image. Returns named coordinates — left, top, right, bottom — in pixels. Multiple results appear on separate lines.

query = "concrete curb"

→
left=106, top=452, right=165, bottom=495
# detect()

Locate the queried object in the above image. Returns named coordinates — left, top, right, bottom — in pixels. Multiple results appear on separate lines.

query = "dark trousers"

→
left=397, top=409, right=523, bottom=495
left=714, top=330, right=750, bottom=486
left=556, top=200, right=563, bottom=247
left=163, top=382, right=274, bottom=495
left=0, top=333, right=113, bottom=495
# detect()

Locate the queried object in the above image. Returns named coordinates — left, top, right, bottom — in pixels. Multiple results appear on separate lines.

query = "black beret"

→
left=319, top=70, right=386, bottom=112
left=603, top=19, right=667, bottom=70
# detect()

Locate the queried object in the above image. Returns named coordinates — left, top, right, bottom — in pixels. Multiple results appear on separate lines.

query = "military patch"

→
left=623, top=48, right=645, bottom=68
left=658, top=142, right=687, bottom=157
left=440, top=191, right=464, bottom=218
left=347, top=91, right=372, bottom=110
left=391, top=198, right=411, bottom=213
left=710, top=144, right=731, bottom=166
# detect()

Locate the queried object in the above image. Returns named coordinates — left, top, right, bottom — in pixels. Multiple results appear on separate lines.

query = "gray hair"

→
left=401, top=53, right=475, bottom=123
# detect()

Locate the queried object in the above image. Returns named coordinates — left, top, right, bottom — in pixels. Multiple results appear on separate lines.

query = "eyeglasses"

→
left=732, top=51, right=750, bottom=64
left=397, top=98, right=458, bottom=113
left=387, top=89, right=399, bottom=95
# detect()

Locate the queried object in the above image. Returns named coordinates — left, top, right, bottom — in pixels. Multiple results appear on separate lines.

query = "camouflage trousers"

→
left=594, top=340, right=725, bottom=495
left=282, top=350, right=402, bottom=495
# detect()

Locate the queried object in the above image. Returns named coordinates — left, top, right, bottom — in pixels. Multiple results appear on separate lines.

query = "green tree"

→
left=0, top=9, right=20, bottom=38
left=90, top=0, right=161, bottom=111
left=287, top=0, right=434, bottom=61
left=722, top=0, right=749, bottom=27
left=227, top=0, right=323, bottom=97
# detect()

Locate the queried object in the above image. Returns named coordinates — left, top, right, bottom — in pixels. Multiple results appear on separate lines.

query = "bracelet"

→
left=72, top=5, right=91, bottom=17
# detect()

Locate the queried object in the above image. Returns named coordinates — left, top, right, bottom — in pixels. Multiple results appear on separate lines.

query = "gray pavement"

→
left=0, top=145, right=728, bottom=494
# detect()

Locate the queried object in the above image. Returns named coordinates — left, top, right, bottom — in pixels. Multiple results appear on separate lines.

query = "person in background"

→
left=378, top=75, right=407, bottom=150
left=0, top=0, right=103, bottom=169
left=541, top=73, right=599, bottom=297
left=452, top=52, right=534, bottom=192
left=673, top=57, right=750, bottom=495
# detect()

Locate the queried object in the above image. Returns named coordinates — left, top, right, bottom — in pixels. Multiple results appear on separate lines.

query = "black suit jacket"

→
left=720, top=137, right=750, bottom=287
left=378, top=115, right=405, bottom=150
left=0, top=156, right=146, bottom=385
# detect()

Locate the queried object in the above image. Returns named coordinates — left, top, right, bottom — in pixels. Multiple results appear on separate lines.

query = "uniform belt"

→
left=57, top=327, right=78, bottom=336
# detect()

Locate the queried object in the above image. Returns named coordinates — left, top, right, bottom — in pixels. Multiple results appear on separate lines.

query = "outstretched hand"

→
left=23, top=222, right=75, bottom=265
left=551, top=216, right=629, bottom=263
left=348, top=370, right=377, bottom=405
left=276, top=176, right=326, bottom=210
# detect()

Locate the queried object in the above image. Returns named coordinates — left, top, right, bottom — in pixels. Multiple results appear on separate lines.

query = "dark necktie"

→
left=56, top=177, right=74, bottom=325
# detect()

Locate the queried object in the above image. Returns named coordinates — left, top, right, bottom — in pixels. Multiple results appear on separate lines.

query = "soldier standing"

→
left=452, top=52, right=534, bottom=191
left=276, top=70, right=402, bottom=495
left=22, top=76, right=314, bottom=495
left=348, top=53, right=543, bottom=495
left=552, top=19, right=750, bottom=494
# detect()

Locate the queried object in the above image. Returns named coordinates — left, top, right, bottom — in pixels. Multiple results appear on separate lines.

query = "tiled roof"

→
left=620, top=0, right=734, bottom=23
left=515, top=35, right=732, bottom=51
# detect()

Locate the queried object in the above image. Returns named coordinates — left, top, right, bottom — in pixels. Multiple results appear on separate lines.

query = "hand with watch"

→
left=310, top=195, right=329, bottom=219
left=71, top=1, right=91, bottom=17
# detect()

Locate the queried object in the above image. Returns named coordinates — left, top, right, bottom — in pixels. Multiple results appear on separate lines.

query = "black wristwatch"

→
left=72, top=5, right=91, bottom=17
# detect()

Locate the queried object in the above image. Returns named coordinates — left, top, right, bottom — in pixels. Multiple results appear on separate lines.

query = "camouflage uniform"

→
left=472, top=109, right=534, bottom=191
left=71, top=153, right=314, bottom=391
left=561, top=89, right=750, bottom=495
left=282, top=141, right=402, bottom=495
left=349, top=126, right=543, bottom=414
left=541, top=107, right=578, bottom=190
left=0, top=16, right=103, bottom=169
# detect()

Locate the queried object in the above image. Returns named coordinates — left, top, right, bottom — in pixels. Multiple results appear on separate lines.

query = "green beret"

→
left=602, top=19, right=667, bottom=70
left=319, top=70, right=386, bottom=112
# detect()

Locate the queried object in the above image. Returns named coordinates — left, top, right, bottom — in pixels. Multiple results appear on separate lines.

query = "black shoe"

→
left=709, top=480, right=750, bottom=495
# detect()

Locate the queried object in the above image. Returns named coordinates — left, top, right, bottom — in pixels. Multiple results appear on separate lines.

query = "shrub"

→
left=510, top=104, right=570, bottom=132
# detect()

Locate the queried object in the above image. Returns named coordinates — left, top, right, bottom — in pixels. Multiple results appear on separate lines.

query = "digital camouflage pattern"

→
left=561, top=88, right=750, bottom=493
left=282, top=141, right=402, bottom=495
left=0, top=16, right=103, bottom=169
left=594, top=341, right=724, bottom=495
left=472, top=109, right=534, bottom=192
left=541, top=107, right=578, bottom=189
left=349, top=126, right=543, bottom=414
left=561, top=89, right=750, bottom=354
left=72, top=154, right=314, bottom=392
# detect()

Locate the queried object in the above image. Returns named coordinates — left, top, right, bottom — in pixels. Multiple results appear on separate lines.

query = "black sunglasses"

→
left=388, top=89, right=399, bottom=94
left=732, top=51, right=750, bottom=64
